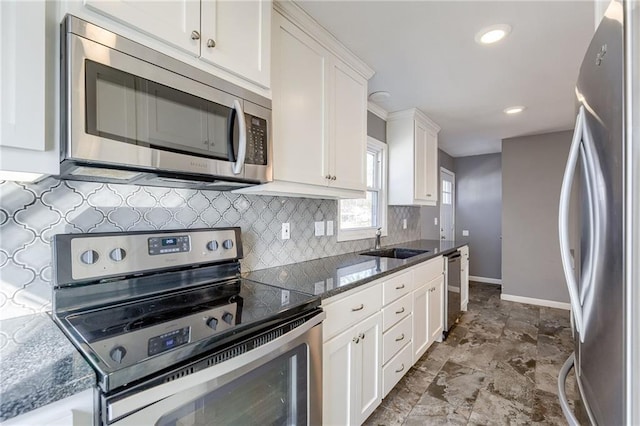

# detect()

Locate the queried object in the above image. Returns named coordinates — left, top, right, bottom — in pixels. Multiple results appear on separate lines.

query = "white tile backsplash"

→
left=0, top=178, right=421, bottom=319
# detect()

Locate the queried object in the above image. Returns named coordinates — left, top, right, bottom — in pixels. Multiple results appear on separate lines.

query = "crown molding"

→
left=367, top=102, right=388, bottom=120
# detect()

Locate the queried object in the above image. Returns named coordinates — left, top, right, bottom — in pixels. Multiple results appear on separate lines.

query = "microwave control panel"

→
left=245, top=115, right=268, bottom=165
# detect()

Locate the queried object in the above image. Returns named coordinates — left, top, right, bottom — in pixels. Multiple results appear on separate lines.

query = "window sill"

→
left=336, top=226, right=388, bottom=242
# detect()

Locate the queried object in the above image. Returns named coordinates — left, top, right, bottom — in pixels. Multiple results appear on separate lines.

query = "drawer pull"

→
left=395, top=284, right=405, bottom=290
left=395, top=363, right=405, bottom=373
left=395, top=307, right=405, bottom=314
left=352, top=304, right=364, bottom=312
left=395, top=333, right=405, bottom=342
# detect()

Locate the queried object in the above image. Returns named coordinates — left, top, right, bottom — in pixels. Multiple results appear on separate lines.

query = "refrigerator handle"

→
left=558, top=352, right=580, bottom=426
left=559, top=106, right=586, bottom=340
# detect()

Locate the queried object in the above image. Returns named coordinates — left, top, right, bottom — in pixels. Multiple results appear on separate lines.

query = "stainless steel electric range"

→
left=51, top=228, right=324, bottom=425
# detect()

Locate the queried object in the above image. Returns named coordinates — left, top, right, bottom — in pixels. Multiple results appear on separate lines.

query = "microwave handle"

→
left=227, top=99, right=247, bottom=175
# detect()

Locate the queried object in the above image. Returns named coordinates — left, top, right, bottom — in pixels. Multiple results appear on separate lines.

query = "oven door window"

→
left=156, top=344, right=307, bottom=426
left=85, top=60, right=237, bottom=161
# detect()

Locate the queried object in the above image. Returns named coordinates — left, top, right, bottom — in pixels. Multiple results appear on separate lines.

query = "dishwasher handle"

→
left=446, top=252, right=461, bottom=261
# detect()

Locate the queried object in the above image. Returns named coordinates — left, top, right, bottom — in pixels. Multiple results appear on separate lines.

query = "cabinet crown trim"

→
left=387, top=108, right=441, bottom=132
left=273, top=0, right=374, bottom=79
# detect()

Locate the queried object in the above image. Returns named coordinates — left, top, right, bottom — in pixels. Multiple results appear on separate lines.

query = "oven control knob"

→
left=206, top=240, right=219, bottom=251
left=222, top=239, right=234, bottom=250
left=110, top=346, right=127, bottom=364
left=206, top=317, right=219, bottom=330
left=109, top=248, right=126, bottom=262
left=222, top=312, right=234, bottom=325
left=80, top=250, right=99, bottom=265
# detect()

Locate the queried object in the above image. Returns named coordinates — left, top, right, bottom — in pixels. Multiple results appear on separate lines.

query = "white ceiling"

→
left=296, top=1, right=595, bottom=157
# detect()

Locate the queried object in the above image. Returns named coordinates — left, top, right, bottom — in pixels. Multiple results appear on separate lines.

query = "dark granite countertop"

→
left=0, top=313, right=95, bottom=422
left=243, top=239, right=468, bottom=299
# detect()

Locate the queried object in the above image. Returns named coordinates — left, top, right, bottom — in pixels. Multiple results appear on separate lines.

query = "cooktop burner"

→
left=51, top=228, right=321, bottom=393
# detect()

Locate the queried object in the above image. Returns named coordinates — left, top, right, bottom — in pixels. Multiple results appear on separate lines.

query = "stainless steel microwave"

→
left=59, top=15, right=272, bottom=190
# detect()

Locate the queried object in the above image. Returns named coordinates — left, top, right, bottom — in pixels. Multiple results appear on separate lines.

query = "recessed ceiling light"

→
left=368, top=91, right=391, bottom=103
left=504, top=106, right=525, bottom=114
left=475, top=24, right=512, bottom=45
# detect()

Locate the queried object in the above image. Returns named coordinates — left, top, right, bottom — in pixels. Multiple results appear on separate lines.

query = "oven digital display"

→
left=162, top=238, right=177, bottom=246
left=148, top=327, right=190, bottom=356
left=148, top=235, right=190, bottom=255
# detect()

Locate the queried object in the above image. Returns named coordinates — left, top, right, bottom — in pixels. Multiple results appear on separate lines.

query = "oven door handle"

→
left=106, top=311, right=325, bottom=424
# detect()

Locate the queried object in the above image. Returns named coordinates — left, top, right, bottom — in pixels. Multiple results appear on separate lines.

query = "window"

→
left=442, top=179, right=452, bottom=205
left=337, top=137, right=387, bottom=241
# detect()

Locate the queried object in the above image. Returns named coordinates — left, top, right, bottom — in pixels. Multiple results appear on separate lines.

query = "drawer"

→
left=382, top=340, right=413, bottom=397
left=382, top=313, right=412, bottom=364
left=382, top=270, right=413, bottom=305
left=382, top=292, right=412, bottom=331
left=413, top=256, right=443, bottom=287
left=322, top=284, right=382, bottom=341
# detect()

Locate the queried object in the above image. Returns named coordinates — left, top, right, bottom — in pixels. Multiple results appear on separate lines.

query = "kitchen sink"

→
left=360, top=248, right=429, bottom=259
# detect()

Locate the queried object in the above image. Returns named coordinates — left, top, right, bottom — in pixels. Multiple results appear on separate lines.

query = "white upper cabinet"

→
left=0, top=0, right=59, bottom=179
left=387, top=108, right=440, bottom=206
left=84, top=0, right=271, bottom=88
left=236, top=1, right=373, bottom=199
left=200, top=0, right=270, bottom=88
left=269, top=11, right=328, bottom=187
left=330, top=59, right=367, bottom=192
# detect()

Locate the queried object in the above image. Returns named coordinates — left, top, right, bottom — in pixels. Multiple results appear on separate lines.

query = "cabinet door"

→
left=413, top=120, right=429, bottom=202
left=423, top=127, right=439, bottom=204
left=84, top=0, right=200, bottom=56
left=0, top=1, right=46, bottom=151
left=412, top=284, right=429, bottom=363
left=428, top=275, right=444, bottom=344
left=460, top=246, right=469, bottom=311
left=355, top=312, right=382, bottom=425
left=323, top=325, right=357, bottom=426
left=329, top=60, right=367, bottom=191
left=413, top=121, right=438, bottom=204
left=271, top=12, right=329, bottom=187
left=200, top=0, right=270, bottom=88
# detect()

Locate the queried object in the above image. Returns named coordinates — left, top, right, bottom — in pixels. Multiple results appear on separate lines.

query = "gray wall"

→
left=420, top=149, right=455, bottom=239
left=367, top=111, right=386, bottom=142
left=502, top=130, right=572, bottom=303
left=455, top=153, right=502, bottom=280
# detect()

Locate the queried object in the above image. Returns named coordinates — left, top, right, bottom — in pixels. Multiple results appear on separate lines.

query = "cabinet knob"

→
left=191, top=30, right=201, bottom=40
left=352, top=336, right=360, bottom=344
left=207, top=39, right=216, bottom=48
left=332, top=176, right=337, bottom=180
left=325, top=175, right=331, bottom=180
left=427, top=193, right=432, bottom=197
left=359, top=332, right=365, bottom=340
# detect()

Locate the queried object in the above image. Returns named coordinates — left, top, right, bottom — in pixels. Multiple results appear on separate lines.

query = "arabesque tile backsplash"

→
left=0, top=178, right=420, bottom=320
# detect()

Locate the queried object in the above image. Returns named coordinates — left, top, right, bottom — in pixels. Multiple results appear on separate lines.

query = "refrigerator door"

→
left=572, top=2, right=625, bottom=424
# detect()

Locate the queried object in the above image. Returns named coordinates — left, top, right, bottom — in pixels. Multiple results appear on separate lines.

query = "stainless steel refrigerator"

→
left=558, top=1, right=640, bottom=424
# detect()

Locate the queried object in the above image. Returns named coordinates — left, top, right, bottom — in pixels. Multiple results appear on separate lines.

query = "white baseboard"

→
left=447, top=285, right=460, bottom=293
left=469, top=276, right=502, bottom=285
left=500, top=293, right=571, bottom=310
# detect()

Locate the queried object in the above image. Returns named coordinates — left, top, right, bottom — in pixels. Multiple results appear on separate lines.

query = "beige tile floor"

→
left=363, top=282, right=579, bottom=425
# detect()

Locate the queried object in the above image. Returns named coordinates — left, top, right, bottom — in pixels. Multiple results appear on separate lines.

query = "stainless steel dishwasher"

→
left=444, top=251, right=462, bottom=338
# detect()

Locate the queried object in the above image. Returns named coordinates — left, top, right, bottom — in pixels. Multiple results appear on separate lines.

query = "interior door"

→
left=440, top=168, right=455, bottom=240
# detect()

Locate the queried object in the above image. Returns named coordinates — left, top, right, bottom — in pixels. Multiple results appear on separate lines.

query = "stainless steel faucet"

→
left=374, top=228, right=382, bottom=250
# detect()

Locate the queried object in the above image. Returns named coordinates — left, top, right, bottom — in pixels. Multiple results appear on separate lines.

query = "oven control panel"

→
left=148, top=327, right=190, bottom=356
left=64, top=228, right=241, bottom=282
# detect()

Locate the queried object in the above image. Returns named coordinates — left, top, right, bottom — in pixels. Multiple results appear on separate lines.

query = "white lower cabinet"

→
left=322, top=256, right=446, bottom=425
left=323, top=311, right=382, bottom=426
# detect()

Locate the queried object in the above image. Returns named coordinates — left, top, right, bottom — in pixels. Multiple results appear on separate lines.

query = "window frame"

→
left=337, top=137, right=388, bottom=242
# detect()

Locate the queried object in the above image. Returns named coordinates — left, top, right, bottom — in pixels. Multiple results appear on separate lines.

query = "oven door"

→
left=104, top=313, right=324, bottom=426
left=65, top=29, right=270, bottom=182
